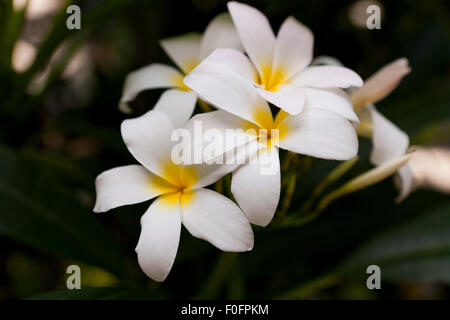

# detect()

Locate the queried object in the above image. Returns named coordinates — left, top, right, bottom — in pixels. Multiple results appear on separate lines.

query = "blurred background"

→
left=0, top=0, right=449, bottom=299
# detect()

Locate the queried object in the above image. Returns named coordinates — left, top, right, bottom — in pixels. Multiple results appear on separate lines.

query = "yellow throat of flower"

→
left=245, top=108, right=291, bottom=148
left=150, top=162, right=198, bottom=207
left=258, top=65, right=287, bottom=92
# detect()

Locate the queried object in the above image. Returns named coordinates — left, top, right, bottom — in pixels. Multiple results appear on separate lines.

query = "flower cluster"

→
left=94, top=2, right=412, bottom=281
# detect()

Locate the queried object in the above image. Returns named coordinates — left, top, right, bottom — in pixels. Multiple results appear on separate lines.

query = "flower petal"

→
left=186, top=138, right=261, bottom=190
left=257, top=84, right=306, bottom=115
left=273, top=17, right=313, bottom=80
left=395, top=163, right=413, bottom=202
left=197, top=48, right=257, bottom=82
left=181, top=188, right=253, bottom=251
left=135, top=194, right=182, bottom=281
left=160, top=33, right=202, bottom=74
left=339, top=153, right=412, bottom=195
left=121, top=110, right=176, bottom=180
left=278, top=108, right=358, bottom=160
left=351, top=58, right=411, bottom=109
left=184, top=60, right=272, bottom=126
left=231, top=147, right=280, bottom=226
left=200, top=13, right=243, bottom=60
left=183, top=110, right=257, bottom=164
left=369, top=105, right=409, bottom=165
left=93, top=165, right=177, bottom=213
left=154, top=89, right=197, bottom=128
left=227, top=1, right=275, bottom=75
left=304, top=88, right=359, bottom=123
left=119, top=63, right=183, bottom=113
left=291, top=65, right=363, bottom=88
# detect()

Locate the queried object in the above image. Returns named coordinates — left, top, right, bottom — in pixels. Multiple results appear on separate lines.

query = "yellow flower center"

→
left=171, top=73, right=191, bottom=91
left=244, top=108, right=291, bottom=149
left=150, top=162, right=198, bottom=208
left=258, top=65, right=287, bottom=92
left=161, top=162, right=198, bottom=191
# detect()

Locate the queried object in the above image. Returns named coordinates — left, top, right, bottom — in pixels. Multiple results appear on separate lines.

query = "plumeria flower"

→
left=94, top=94, right=253, bottom=281
left=350, top=58, right=413, bottom=201
left=118, top=12, right=242, bottom=113
left=184, top=62, right=359, bottom=226
left=190, top=1, right=363, bottom=116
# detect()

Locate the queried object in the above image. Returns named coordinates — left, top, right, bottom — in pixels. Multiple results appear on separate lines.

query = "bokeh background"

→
left=0, top=0, right=449, bottom=299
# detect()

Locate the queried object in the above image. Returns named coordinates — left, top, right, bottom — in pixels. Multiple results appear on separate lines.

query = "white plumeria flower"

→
left=184, top=62, right=359, bottom=226
left=401, top=146, right=450, bottom=195
left=94, top=95, right=253, bottom=282
left=192, top=1, right=363, bottom=116
left=118, top=12, right=242, bottom=113
left=350, top=58, right=413, bottom=201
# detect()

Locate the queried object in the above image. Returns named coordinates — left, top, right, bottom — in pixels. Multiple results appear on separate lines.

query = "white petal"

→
left=273, top=17, right=313, bottom=80
left=227, top=1, right=275, bottom=75
left=93, top=165, right=177, bottom=213
left=183, top=110, right=257, bottom=164
left=197, top=48, right=257, bottom=82
left=119, top=63, right=183, bottom=113
left=180, top=188, right=253, bottom=251
left=291, top=65, right=363, bottom=88
left=351, top=58, right=411, bottom=109
left=160, top=33, right=202, bottom=74
left=154, top=89, right=197, bottom=128
left=304, top=88, right=359, bottom=123
left=200, top=13, right=243, bottom=60
left=231, top=147, right=280, bottom=226
left=136, top=194, right=182, bottom=282
left=369, top=105, right=409, bottom=165
left=121, top=110, right=176, bottom=180
left=396, top=163, right=413, bottom=202
left=257, top=85, right=306, bottom=115
left=278, top=108, right=358, bottom=160
left=184, top=60, right=272, bottom=126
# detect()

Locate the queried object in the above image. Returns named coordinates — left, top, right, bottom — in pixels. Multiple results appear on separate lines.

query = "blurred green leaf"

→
left=338, top=203, right=450, bottom=283
left=0, top=144, right=128, bottom=277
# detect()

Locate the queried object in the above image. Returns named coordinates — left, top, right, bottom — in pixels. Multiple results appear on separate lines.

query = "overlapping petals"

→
left=198, top=1, right=364, bottom=115
left=119, top=12, right=242, bottom=113
left=185, top=55, right=358, bottom=225
left=95, top=104, right=253, bottom=281
left=96, top=1, right=420, bottom=285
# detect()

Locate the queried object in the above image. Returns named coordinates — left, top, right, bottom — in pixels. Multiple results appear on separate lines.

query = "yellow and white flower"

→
left=192, top=1, right=363, bottom=116
left=94, top=95, right=253, bottom=281
left=118, top=12, right=242, bottom=113
left=184, top=62, right=359, bottom=226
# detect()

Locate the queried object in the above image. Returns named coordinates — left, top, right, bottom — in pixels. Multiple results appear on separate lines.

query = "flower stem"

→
left=278, top=173, right=296, bottom=218
left=302, top=156, right=358, bottom=214
left=194, top=252, right=237, bottom=299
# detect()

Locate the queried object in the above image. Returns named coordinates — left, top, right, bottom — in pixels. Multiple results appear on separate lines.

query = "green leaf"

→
left=30, top=287, right=156, bottom=300
left=338, top=203, right=450, bottom=283
left=0, top=144, right=128, bottom=278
